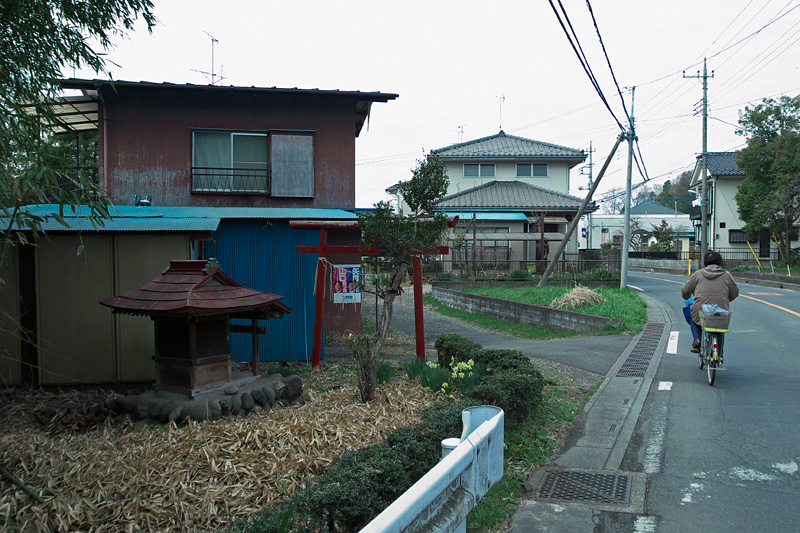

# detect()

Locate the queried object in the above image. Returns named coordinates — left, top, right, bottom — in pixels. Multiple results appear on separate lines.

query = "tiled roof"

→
left=629, top=201, right=686, bottom=215
left=432, top=130, right=585, bottom=162
left=436, top=181, right=594, bottom=212
left=706, top=152, right=745, bottom=176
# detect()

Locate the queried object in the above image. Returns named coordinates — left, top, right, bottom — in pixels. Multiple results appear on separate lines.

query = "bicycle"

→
left=698, top=309, right=731, bottom=386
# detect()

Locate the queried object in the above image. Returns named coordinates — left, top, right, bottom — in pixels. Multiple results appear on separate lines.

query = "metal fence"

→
left=421, top=252, right=622, bottom=281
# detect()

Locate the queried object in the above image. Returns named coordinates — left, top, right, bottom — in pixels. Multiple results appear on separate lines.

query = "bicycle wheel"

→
left=706, top=333, right=716, bottom=386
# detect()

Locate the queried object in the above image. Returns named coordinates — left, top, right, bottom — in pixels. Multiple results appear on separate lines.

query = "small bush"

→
left=385, top=399, right=471, bottom=480
left=436, top=272, right=453, bottom=281
left=472, top=349, right=535, bottom=374
left=508, top=269, right=531, bottom=280
left=467, top=370, right=545, bottom=422
left=376, top=359, right=398, bottom=384
left=299, top=445, right=413, bottom=532
left=434, top=333, right=481, bottom=369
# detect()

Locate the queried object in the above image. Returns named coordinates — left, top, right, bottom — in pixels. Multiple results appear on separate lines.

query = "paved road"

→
left=624, top=272, right=800, bottom=532
left=363, top=279, right=800, bottom=531
left=360, top=286, right=632, bottom=376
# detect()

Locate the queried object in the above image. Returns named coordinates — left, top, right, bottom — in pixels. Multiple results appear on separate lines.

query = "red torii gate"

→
left=290, top=219, right=454, bottom=369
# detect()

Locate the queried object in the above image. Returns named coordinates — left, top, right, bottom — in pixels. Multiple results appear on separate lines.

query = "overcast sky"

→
left=71, top=0, right=800, bottom=209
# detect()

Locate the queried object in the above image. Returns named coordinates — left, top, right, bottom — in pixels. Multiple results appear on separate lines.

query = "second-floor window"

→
left=192, top=130, right=314, bottom=197
left=464, top=163, right=495, bottom=178
left=517, top=163, right=548, bottom=177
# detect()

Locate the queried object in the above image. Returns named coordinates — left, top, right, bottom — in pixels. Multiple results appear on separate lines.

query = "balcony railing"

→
left=191, top=167, right=269, bottom=194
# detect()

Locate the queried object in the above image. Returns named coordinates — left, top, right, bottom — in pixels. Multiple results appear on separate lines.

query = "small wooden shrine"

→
left=100, top=260, right=290, bottom=397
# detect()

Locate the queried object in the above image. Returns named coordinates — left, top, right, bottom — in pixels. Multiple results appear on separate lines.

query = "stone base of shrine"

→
left=113, top=371, right=304, bottom=423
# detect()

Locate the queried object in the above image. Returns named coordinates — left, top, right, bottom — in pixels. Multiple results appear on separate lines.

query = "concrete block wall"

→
left=431, top=286, right=624, bottom=333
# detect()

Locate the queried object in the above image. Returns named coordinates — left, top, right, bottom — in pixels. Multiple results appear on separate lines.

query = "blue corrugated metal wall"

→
left=207, top=219, right=322, bottom=363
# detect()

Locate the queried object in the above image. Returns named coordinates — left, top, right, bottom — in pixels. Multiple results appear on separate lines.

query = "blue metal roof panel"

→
left=6, top=205, right=357, bottom=232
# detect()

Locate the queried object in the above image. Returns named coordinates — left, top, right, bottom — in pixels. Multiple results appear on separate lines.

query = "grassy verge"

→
left=467, top=375, right=601, bottom=531
left=425, top=284, right=646, bottom=338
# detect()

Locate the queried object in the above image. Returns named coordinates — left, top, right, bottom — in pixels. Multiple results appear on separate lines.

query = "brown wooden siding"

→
left=99, top=86, right=357, bottom=209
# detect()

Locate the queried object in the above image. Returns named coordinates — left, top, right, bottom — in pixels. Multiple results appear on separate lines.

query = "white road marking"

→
left=644, top=401, right=668, bottom=474
left=772, top=461, right=798, bottom=475
left=658, top=381, right=673, bottom=390
left=633, top=516, right=658, bottom=532
left=680, top=482, right=705, bottom=505
left=667, top=331, right=679, bottom=354
left=730, top=467, right=777, bottom=482
left=628, top=284, right=644, bottom=291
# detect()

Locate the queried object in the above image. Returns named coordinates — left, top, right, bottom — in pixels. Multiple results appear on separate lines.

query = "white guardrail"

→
left=360, top=405, right=505, bottom=533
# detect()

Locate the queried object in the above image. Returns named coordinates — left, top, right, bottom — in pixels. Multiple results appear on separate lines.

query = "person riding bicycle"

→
left=681, top=250, right=739, bottom=353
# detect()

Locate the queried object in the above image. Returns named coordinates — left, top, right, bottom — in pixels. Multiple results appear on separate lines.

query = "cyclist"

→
left=681, top=250, right=739, bottom=353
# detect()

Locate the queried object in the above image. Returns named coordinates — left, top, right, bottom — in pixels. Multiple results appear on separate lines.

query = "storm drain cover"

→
left=537, top=469, right=632, bottom=505
left=616, top=323, right=665, bottom=377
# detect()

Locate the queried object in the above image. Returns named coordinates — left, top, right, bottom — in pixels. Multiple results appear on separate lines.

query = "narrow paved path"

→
left=360, top=286, right=633, bottom=377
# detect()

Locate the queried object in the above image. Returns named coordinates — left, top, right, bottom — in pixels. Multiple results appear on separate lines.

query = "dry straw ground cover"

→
left=0, top=371, right=436, bottom=532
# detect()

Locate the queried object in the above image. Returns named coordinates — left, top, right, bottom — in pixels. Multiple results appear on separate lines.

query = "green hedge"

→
left=232, top=336, right=547, bottom=532
left=434, top=333, right=481, bottom=369
left=231, top=400, right=471, bottom=533
left=467, top=371, right=544, bottom=422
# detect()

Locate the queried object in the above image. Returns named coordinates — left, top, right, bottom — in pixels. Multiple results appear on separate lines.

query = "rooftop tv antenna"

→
left=192, top=31, right=226, bottom=85
left=493, top=94, right=505, bottom=131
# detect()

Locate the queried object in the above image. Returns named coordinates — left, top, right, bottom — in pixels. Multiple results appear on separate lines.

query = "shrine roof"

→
left=99, top=260, right=291, bottom=317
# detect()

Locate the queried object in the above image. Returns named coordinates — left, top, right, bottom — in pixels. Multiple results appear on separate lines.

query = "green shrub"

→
left=436, top=272, right=453, bottom=281
left=403, top=358, right=450, bottom=393
left=385, top=399, right=471, bottom=480
left=376, top=359, right=398, bottom=384
left=508, top=269, right=531, bottom=280
left=299, top=445, right=413, bottom=532
left=434, top=333, right=481, bottom=369
left=467, top=370, right=544, bottom=422
left=472, top=349, right=535, bottom=374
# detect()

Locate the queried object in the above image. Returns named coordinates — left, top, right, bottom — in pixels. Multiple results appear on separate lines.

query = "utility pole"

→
left=684, top=58, right=714, bottom=260
left=584, top=141, right=595, bottom=249
left=621, top=87, right=636, bottom=289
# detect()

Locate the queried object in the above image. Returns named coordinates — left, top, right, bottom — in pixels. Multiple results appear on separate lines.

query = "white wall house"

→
left=689, top=152, right=798, bottom=260
left=583, top=201, right=692, bottom=252
left=391, top=130, right=591, bottom=271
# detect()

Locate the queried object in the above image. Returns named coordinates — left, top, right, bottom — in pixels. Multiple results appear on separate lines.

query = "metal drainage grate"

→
left=537, top=470, right=632, bottom=505
left=616, top=323, right=665, bottom=377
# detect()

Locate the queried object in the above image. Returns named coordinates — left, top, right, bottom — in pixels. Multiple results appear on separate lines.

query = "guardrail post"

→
left=361, top=405, right=504, bottom=533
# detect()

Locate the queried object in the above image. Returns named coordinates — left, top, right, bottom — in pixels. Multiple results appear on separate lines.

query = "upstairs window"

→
left=517, top=163, right=548, bottom=177
left=192, top=130, right=314, bottom=197
left=464, top=163, right=495, bottom=178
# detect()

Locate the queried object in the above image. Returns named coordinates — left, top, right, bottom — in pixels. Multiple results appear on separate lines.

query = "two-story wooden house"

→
left=688, top=152, right=798, bottom=260
left=1, top=80, right=396, bottom=386
left=394, top=131, right=591, bottom=273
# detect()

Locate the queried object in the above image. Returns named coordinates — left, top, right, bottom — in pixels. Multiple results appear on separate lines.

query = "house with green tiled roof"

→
left=390, top=130, right=592, bottom=272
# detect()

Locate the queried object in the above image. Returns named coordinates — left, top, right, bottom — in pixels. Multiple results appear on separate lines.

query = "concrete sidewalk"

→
left=360, top=287, right=673, bottom=531
left=510, top=293, right=672, bottom=531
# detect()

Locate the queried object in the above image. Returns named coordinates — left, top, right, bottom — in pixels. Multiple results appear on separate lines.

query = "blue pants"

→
left=693, top=321, right=725, bottom=353
left=690, top=320, right=701, bottom=343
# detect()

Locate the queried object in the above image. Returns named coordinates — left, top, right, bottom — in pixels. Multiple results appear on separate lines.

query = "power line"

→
left=548, top=0, right=625, bottom=131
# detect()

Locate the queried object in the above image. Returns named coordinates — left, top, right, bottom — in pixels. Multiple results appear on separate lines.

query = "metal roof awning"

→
left=446, top=212, right=527, bottom=221
left=24, top=94, right=100, bottom=134
left=463, top=232, right=564, bottom=241
left=527, top=215, right=569, bottom=224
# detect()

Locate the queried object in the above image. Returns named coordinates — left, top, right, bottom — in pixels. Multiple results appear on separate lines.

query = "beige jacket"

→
left=681, top=265, right=739, bottom=324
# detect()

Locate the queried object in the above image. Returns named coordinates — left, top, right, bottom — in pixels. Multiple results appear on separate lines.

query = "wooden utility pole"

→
left=684, top=58, right=714, bottom=260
